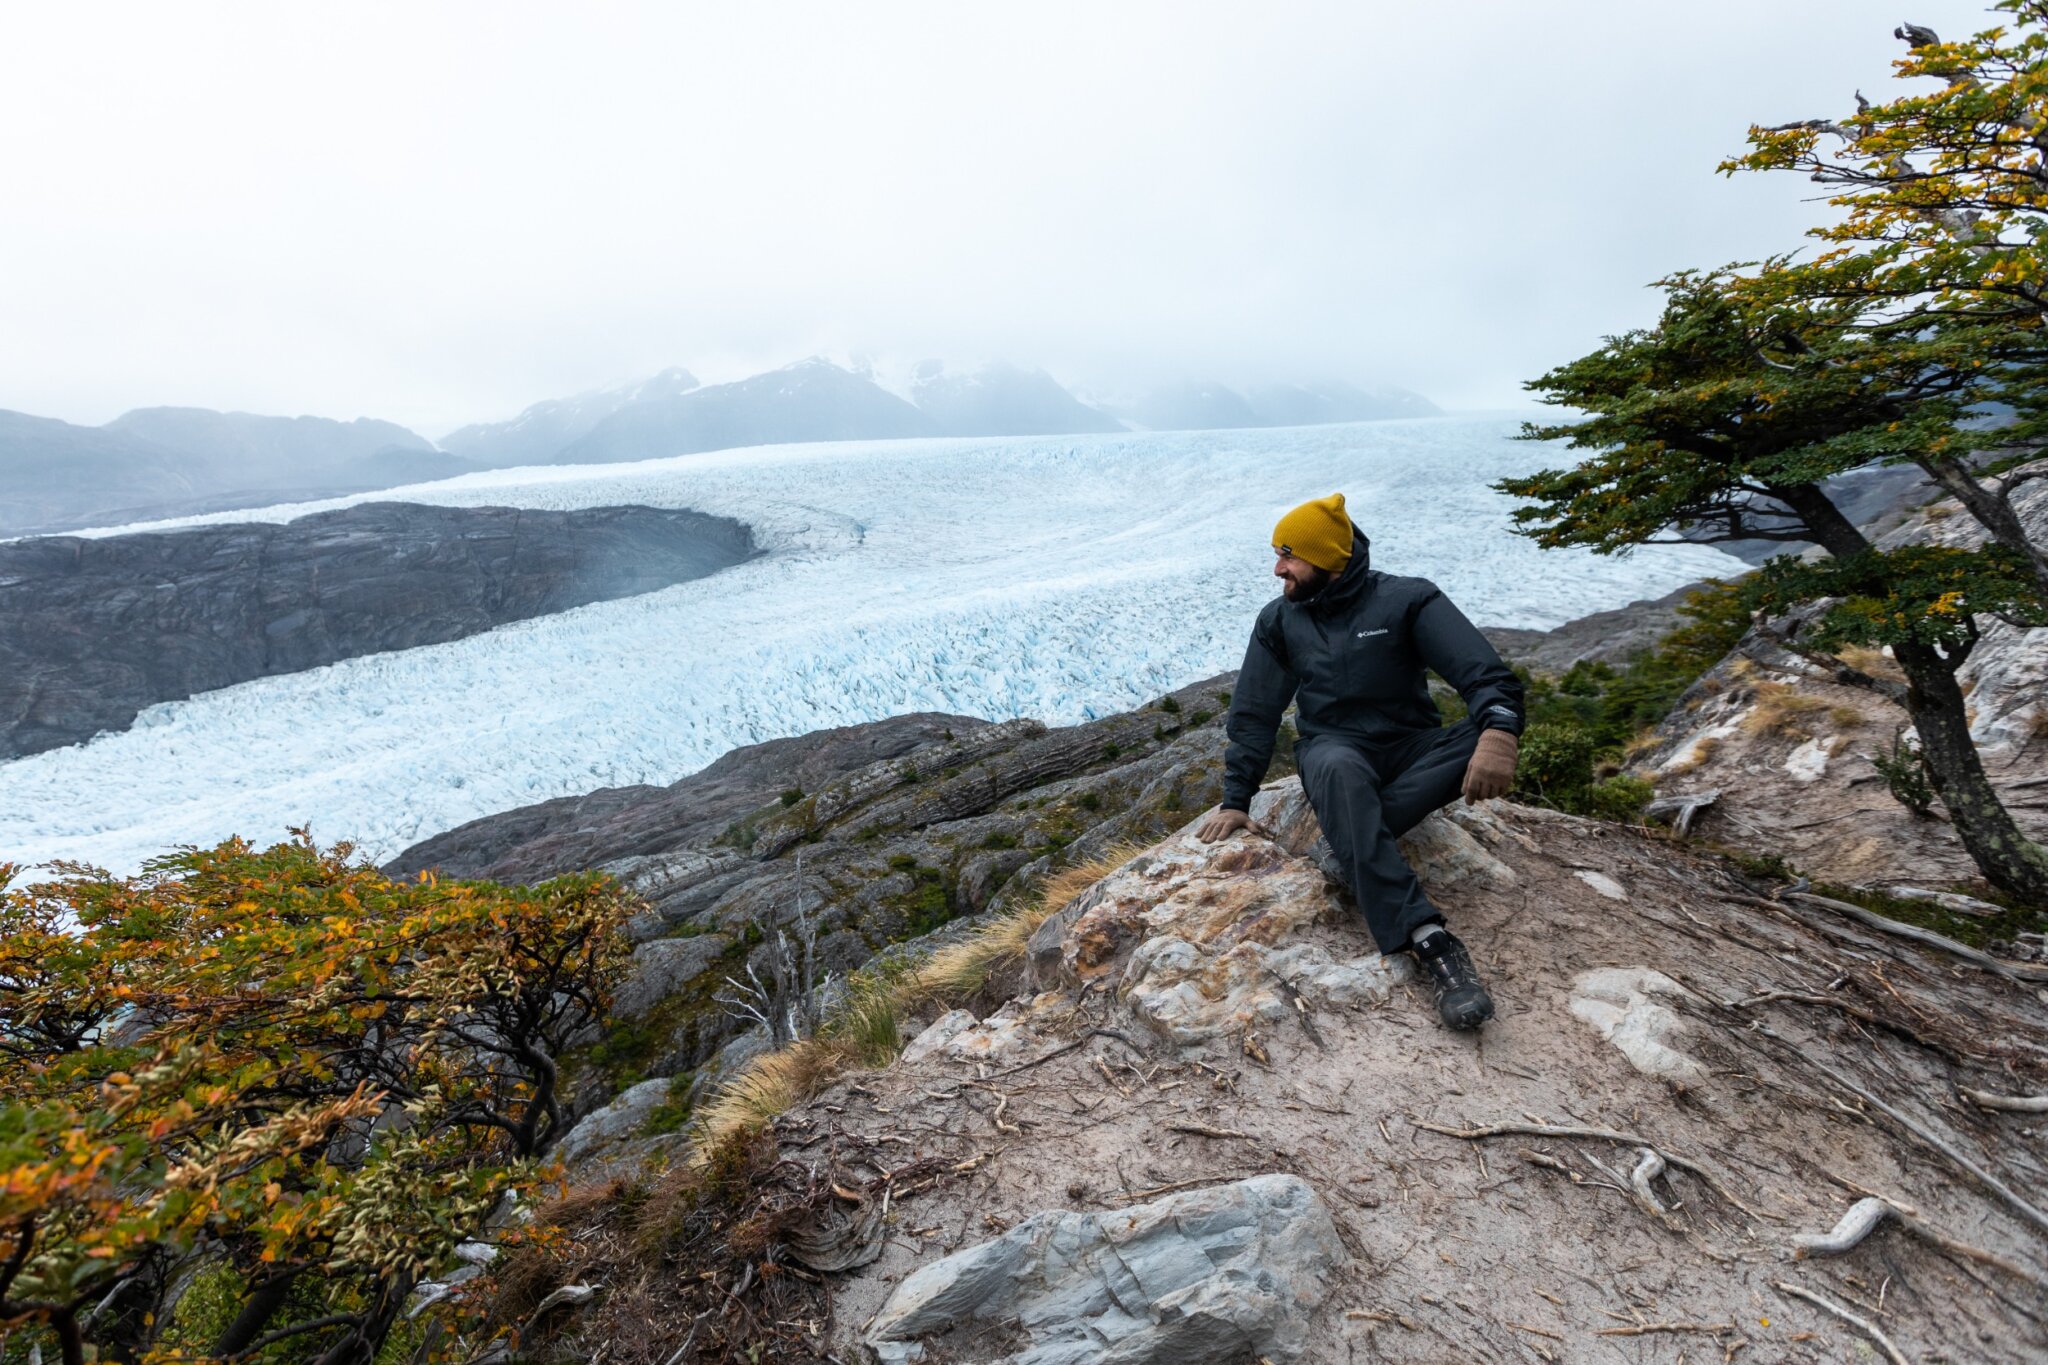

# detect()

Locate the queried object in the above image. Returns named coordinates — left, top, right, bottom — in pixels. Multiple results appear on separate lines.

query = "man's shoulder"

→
left=1368, top=571, right=1444, bottom=610
left=1253, top=595, right=1290, bottom=629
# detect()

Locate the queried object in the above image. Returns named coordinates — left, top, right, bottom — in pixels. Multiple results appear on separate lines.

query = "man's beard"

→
left=1282, top=566, right=1333, bottom=601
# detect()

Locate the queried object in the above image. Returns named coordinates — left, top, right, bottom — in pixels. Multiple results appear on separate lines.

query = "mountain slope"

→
left=908, top=361, right=1123, bottom=436
left=0, top=409, right=211, bottom=535
left=439, top=367, right=702, bottom=468
left=559, top=359, right=937, bottom=463
left=106, top=406, right=434, bottom=481
left=0, top=502, right=754, bottom=759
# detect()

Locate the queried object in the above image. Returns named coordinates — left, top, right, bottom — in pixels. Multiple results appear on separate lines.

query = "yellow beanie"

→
left=1272, top=493, right=1353, bottom=573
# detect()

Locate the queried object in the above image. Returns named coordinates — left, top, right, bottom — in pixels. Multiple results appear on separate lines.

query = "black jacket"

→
left=1221, top=526, right=1524, bottom=811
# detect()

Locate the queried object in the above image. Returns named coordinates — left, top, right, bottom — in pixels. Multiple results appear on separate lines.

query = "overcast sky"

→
left=0, top=1, right=2001, bottom=437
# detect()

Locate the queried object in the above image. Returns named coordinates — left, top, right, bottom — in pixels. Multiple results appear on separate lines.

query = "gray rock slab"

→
left=556, top=1076, right=672, bottom=1166
left=615, top=934, right=731, bottom=1018
left=862, top=1173, right=1344, bottom=1364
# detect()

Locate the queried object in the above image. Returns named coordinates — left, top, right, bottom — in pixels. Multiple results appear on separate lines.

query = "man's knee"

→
left=1299, top=737, right=1377, bottom=789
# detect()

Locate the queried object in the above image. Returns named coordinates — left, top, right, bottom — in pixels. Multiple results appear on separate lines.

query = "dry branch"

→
left=1773, top=1280, right=1909, bottom=1365
left=1779, top=891, right=2048, bottom=984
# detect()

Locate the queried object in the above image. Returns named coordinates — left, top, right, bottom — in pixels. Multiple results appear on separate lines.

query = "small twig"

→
left=1596, top=1321, right=1736, bottom=1338
left=1166, top=1122, right=1253, bottom=1140
left=1773, top=1280, right=1909, bottom=1365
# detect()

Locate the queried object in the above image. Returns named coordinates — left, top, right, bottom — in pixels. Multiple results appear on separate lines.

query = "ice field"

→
left=0, top=418, right=1748, bottom=872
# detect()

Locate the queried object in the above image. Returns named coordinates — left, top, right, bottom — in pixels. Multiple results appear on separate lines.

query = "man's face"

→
left=1274, top=550, right=1330, bottom=601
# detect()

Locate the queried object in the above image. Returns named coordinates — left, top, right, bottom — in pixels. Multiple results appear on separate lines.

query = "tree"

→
left=0, top=834, right=634, bottom=1364
left=1501, top=271, right=2048, bottom=904
left=1724, top=5, right=2048, bottom=597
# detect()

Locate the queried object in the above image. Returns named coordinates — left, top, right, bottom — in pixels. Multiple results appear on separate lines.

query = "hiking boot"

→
left=1413, top=929, right=1494, bottom=1030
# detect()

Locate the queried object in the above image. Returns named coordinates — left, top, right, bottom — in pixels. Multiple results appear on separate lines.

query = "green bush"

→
left=1872, top=728, right=1937, bottom=816
left=1585, top=774, right=1654, bottom=823
left=1511, top=723, right=1597, bottom=811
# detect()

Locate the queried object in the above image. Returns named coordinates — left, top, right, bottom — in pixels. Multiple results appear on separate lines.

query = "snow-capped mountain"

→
left=439, top=367, right=701, bottom=469
left=1103, top=379, right=1441, bottom=432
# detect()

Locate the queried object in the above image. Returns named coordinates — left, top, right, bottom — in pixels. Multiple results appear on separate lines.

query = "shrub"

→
left=1585, top=774, right=1655, bottom=824
left=1511, top=723, right=1597, bottom=811
left=1872, top=728, right=1938, bottom=817
left=0, top=835, right=634, bottom=1365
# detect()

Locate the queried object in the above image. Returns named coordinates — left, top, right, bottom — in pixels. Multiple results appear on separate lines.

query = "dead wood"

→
left=1773, top=1280, right=1910, bottom=1365
left=1790, top=1195, right=2048, bottom=1292
left=1778, top=890, right=2048, bottom=984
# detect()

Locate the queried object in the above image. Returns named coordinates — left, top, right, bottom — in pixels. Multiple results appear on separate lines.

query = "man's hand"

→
left=1195, top=807, right=1269, bottom=843
left=1462, top=728, right=1519, bottom=804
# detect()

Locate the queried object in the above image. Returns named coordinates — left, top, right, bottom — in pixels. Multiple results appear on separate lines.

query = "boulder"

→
left=861, top=1173, right=1345, bottom=1365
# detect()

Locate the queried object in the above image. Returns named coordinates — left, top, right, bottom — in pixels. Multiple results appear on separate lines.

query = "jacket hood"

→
left=1305, top=524, right=1373, bottom=616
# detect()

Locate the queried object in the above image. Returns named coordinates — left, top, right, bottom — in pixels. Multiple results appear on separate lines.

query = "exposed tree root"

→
left=1960, top=1086, right=2048, bottom=1113
left=1777, top=891, right=2048, bottom=984
left=1408, top=1118, right=1771, bottom=1221
left=1742, top=1023, right=2048, bottom=1238
left=1790, top=1196, right=2048, bottom=1291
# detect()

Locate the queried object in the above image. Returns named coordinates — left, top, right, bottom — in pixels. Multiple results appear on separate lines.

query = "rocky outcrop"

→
left=1634, top=470, right=2048, bottom=890
left=1481, top=580, right=1705, bottom=673
left=0, top=501, right=753, bottom=758
left=789, top=783, right=2046, bottom=1363
left=392, top=674, right=1250, bottom=1106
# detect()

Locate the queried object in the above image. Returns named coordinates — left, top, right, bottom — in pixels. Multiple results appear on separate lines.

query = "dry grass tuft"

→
left=1838, top=644, right=1906, bottom=682
left=907, top=839, right=1150, bottom=1008
left=1830, top=704, right=1866, bottom=729
left=1741, top=681, right=1829, bottom=738
left=692, top=1036, right=863, bottom=1159
left=1664, top=734, right=1721, bottom=776
left=690, top=838, right=1152, bottom=1161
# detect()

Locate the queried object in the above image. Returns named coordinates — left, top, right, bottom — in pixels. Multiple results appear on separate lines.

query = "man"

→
left=1196, top=492, right=1523, bottom=1030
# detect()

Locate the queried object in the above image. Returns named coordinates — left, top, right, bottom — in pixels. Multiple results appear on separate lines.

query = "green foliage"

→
left=1586, top=775, right=1656, bottom=824
left=1872, top=728, right=1939, bottom=817
left=978, top=830, right=1019, bottom=850
left=1745, top=544, right=2047, bottom=653
left=1511, top=723, right=1598, bottom=811
left=641, top=1072, right=698, bottom=1137
left=1158, top=695, right=1181, bottom=714
left=0, top=835, right=635, bottom=1364
left=779, top=787, right=804, bottom=807
left=886, top=862, right=955, bottom=940
left=1516, top=581, right=1751, bottom=754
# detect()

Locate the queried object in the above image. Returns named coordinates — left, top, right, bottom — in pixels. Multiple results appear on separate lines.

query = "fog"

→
left=0, top=1, right=1997, bottom=435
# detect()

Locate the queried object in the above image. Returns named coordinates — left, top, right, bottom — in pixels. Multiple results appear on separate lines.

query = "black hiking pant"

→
left=1296, top=718, right=1480, bottom=955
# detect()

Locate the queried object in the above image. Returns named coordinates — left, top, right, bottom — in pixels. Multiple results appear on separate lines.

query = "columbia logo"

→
left=1355, top=628, right=1389, bottom=638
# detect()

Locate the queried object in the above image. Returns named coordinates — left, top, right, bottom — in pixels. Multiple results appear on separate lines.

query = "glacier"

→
left=0, top=418, right=1747, bottom=873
